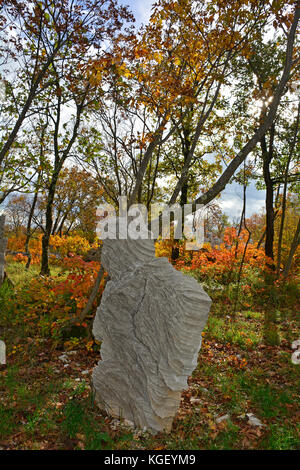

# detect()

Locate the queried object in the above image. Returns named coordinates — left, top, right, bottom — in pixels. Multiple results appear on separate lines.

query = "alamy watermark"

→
left=291, top=340, right=300, bottom=365
left=96, top=197, right=205, bottom=250
left=0, top=340, right=6, bottom=365
left=0, top=79, right=6, bottom=103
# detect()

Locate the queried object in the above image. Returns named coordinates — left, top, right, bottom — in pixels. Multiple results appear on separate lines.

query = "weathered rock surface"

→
left=0, top=215, right=7, bottom=287
left=92, top=228, right=211, bottom=433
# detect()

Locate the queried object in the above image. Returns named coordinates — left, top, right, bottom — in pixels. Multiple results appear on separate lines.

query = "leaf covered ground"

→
left=0, top=262, right=299, bottom=450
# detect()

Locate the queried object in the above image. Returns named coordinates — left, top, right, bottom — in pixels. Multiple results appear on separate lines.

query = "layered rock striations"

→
left=92, top=230, right=211, bottom=433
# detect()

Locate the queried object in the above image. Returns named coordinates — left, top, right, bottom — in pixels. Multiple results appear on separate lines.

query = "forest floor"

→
left=0, top=262, right=299, bottom=450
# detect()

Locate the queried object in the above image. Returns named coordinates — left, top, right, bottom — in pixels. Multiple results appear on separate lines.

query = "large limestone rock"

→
left=0, top=215, right=7, bottom=287
left=92, top=231, right=211, bottom=433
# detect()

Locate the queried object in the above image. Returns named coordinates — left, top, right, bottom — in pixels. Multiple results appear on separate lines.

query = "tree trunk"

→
left=264, top=179, right=274, bottom=260
left=180, top=181, right=188, bottom=206
left=25, top=191, right=39, bottom=270
left=256, top=228, right=266, bottom=250
left=57, top=212, right=69, bottom=236
left=40, top=175, right=59, bottom=276
left=79, top=265, right=105, bottom=321
left=261, top=126, right=275, bottom=261
left=276, top=101, right=300, bottom=276
left=51, top=209, right=62, bottom=235
left=0, top=215, right=7, bottom=287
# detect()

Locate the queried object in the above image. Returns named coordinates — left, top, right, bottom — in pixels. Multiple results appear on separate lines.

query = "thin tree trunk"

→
left=264, top=175, right=274, bottom=260
left=25, top=190, right=39, bottom=270
left=233, top=162, right=251, bottom=315
left=64, top=220, right=74, bottom=236
left=256, top=228, right=266, bottom=250
left=51, top=209, right=62, bottom=235
left=261, top=124, right=275, bottom=261
left=180, top=182, right=188, bottom=206
left=256, top=209, right=280, bottom=251
left=276, top=101, right=300, bottom=276
left=283, top=218, right=300, bottom=279
left=257, top=187, right=281, bottom=251
left=276, top=176, right=288, bottom=275
left=40, top=174, right=59, bottom=276
left=57, top=212, right=69, bottom=236
left=79, top=265, right=105, bottom=321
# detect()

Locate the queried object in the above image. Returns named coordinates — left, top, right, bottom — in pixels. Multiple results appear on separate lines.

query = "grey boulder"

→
left=92, top=233, right=211, bottom=433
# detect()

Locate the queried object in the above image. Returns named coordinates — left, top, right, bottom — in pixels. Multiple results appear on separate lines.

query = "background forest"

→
left=0, top=0, right=299, bottom=451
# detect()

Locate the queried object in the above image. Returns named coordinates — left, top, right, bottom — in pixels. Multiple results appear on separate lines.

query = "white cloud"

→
left=219, top=181, right=265, bottom=220
left=123, top=0, right=154, bottom=25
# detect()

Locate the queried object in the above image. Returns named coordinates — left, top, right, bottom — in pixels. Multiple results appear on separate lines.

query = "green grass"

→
left=61, top=399, right=114, bottom=449
left=262, top=424, right=300, bottom=450
left=250, top=385, right=293, bottom=418
left=206, top=315, right=261, bottom=349
left=0, top=278, right=13, bottom=305
left=0, top=407, right=17, bottom=439
left=208, top=421, right=240, bottom=450
left=6, top=261, right=64, bottom=287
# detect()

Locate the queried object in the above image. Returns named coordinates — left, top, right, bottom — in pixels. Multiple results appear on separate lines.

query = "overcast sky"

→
left=122, top=0, right=154, bottom=25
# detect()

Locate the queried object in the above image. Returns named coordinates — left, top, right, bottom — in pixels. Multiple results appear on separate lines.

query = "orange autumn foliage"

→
left=7, top=233, right=98, bottom=265
left=156, top=227, right=273, bottom=282
left=7, top=233, right=42, bottom=264
left=50, top=234, right=93, bottom=258
left=4, top=255, right=104, bottom=347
